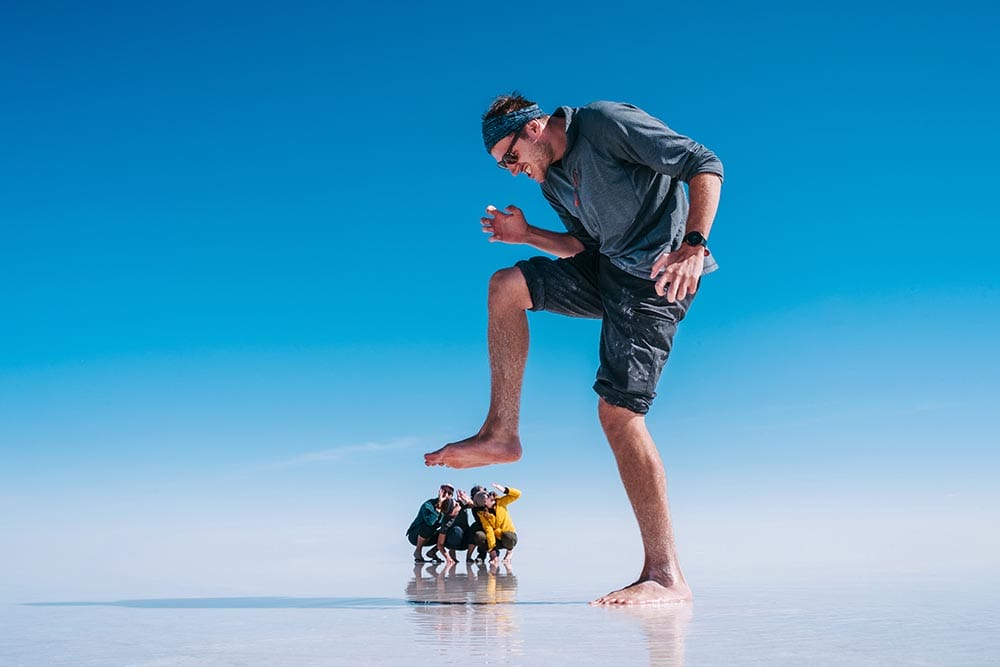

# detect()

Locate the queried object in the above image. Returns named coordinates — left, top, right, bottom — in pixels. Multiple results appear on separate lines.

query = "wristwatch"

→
left=682, top=231, right=707, bottom=247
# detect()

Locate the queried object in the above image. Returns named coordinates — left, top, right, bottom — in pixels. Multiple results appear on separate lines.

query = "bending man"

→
left=425, top=93, right=724, bottom=604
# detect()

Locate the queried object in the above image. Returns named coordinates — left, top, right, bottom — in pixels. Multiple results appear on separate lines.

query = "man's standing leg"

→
left=593, top=399, right=691, bottom=604
left=424, top=267, right=531, bottom=468
left=590, top=257, right=695, bottom=604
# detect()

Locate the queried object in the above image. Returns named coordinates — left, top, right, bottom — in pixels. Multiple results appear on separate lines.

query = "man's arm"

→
left=650, top=172, right=722, bottom=300
left=481, top=204, right=585, bottom=258
left=418, top=500, right=440, bottom=527
left=593, top=103, right=724, bottom=183
left=493, top=484, right=521, bottom=507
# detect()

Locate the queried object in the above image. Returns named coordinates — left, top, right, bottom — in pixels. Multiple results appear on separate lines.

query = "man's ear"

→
left=525, top=118, right=542, bottom=139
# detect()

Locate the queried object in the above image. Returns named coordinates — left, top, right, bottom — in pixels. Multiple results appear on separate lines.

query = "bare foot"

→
left=592, top=579, right=692, bottom=605
left=424, top=433, right=522, bottom=468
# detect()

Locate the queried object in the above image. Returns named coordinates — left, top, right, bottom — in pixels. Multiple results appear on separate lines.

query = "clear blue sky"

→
left=2, top=1, right=998, bottom=601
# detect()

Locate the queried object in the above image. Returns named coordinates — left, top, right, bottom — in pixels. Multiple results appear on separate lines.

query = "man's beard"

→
left=529, top=140, right=556, bottom=182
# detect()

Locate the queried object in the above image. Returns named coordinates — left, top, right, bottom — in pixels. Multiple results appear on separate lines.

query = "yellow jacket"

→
left=474, top=487, right=520, bottom=551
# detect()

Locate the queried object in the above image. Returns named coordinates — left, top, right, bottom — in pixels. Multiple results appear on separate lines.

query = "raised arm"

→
left=493, top=483, right=521, bottom=506
left=481, top=204, right=585, bottom=258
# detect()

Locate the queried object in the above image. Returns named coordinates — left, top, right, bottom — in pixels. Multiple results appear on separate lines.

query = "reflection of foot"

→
left=592, top=579, right=692, bottom=605
left=424, top=433, right=522, bottom=469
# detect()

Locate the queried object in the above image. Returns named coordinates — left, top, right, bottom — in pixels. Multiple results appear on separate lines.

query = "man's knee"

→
left=489, top=267, right=532, bottom=310
left=445, top=526, right=464, bottom=548
left=598, top=397, right=644, bottom=432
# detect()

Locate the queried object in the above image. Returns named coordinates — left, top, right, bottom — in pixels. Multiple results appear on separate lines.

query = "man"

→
left=429, top=486, right=477, bottom=564
left=405, top=483, right=454, bottom=562
left=424, top=93, right=723, bottom=604
left=470, top=483, right=520, bottom=565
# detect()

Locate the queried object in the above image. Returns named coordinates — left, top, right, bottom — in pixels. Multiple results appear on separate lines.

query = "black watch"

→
left=682, top=231, right=707, bottom=247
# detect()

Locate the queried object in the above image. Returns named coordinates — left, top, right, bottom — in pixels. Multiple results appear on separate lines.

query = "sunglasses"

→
left=495, top=126, right=524, bottom=169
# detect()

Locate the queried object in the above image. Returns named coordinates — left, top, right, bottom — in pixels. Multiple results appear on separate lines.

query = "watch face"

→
left=683, top=231, right=705, bottom=246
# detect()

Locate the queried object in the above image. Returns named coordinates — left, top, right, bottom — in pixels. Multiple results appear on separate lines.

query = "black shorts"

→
left=516, top=249, right=695, bottom=414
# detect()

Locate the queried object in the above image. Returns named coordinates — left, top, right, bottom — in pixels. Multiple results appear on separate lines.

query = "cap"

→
left=469, top=485, right=486, bottom=497
left=440, top=483, right=455, bottom=494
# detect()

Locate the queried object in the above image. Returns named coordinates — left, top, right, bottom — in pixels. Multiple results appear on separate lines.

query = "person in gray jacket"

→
left=425, top=93, right=724, bottom=605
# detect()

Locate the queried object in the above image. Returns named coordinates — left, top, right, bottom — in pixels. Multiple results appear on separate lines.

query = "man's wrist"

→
left=682, top=230, right=708, bottom=248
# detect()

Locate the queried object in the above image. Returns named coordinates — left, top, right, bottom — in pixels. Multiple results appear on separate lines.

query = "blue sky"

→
left=2, top=1, right=998, bottom=601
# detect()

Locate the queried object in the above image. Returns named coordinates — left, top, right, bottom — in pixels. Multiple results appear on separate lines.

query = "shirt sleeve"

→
left=587, top=103, right=724, bottom=183
left=497, top=487, right=521, bottom=507
left=419, top=501, right=441, bottom=528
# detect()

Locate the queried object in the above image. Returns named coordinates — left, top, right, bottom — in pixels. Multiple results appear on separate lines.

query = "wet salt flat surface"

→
left=4, top=566, right=998, bottom=666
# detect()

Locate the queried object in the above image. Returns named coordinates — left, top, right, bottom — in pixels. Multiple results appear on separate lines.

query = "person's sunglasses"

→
left=495, top=126, right=524, bottom=169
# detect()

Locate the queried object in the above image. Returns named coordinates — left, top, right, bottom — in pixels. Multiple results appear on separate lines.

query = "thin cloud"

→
left=269, top=437, right=421, bottom=469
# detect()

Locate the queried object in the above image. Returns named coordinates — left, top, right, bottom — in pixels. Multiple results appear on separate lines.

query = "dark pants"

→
left=406, top=526, right=435, bottom=546
left=443, top=525, right=465, bottom=549
left=408, top=526, right=467, bottom=549
left=472, top=530, right=518, bottom=551
left=517, top=250, right=695, bottom=414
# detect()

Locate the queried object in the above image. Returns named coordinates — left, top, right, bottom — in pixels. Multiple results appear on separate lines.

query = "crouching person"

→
left=406, top=484, right=454, bottom=562
left=472, top=483, right=520, bottom=565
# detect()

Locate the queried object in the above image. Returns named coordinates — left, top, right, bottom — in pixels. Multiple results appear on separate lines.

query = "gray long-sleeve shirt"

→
left=540, top=102, right=724, bottom=279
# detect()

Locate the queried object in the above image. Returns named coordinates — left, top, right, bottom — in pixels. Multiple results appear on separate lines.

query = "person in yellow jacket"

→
left=471, top=483, right=520, bottom=564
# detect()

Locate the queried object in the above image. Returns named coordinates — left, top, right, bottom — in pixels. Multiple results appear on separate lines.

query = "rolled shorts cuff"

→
left=514, top=259, right=545, bottom=312
left=594, top=381, right=652, bottom=415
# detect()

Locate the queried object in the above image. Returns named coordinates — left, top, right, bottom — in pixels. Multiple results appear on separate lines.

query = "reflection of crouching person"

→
left=472, top=484, right=520, bottom=565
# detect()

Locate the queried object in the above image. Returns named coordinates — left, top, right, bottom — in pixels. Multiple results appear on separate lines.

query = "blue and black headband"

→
left=482, top=104, right=545, bottom=152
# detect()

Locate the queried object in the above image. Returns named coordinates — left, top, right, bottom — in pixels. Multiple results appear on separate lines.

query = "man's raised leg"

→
left=424, top=267, right=531, bottom=468
left=592, top=399, right=692, bottom=605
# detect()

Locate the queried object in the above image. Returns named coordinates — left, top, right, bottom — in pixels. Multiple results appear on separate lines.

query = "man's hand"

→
left=650, top=243, right=706, bottom=302
left=481, top=205, right=528, bottom=244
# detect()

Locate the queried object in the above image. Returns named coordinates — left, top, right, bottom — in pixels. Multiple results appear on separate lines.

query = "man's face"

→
left=489, top=121, right=554, bottom=183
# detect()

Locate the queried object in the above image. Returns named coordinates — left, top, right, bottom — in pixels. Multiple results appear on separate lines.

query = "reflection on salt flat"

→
left=405, top=560, right=519, bottom=605
left=404, top=560, right=690, bottom=666
left=11, top=575, right=995, bottom=665
left=24, top=597, right=406, bottom=609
